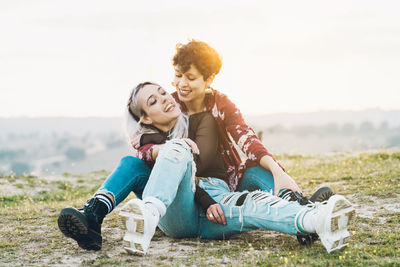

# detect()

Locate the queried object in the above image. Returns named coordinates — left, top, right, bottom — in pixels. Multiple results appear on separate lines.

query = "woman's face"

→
left=136, top=84, right=181, bottom=131
left=174, top=64, right=211, bottom=103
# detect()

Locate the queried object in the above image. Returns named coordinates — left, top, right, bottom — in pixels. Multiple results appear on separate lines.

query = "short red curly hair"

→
left=173, top=40, right=222, bottom=80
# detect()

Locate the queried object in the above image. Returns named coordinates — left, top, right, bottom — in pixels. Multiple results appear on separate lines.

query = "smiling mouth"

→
left=164, top=103, right=175, bottom=112
left=178, top=88, right=191, bottom=96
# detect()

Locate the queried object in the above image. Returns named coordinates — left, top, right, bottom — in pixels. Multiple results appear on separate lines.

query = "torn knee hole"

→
left=170, top=140, right=185, bottom=147
left=250, top=191, right=274, bottom=203
left=235, top=193, right=249, bottom=206
left=221, top=193, right=237, bottom=205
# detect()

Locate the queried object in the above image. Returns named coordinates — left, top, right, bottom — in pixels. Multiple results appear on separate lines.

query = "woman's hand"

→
left=151, top=144, right=163, bottom=160
left=259, top=155, right=302, bottom=196
left=130, top=134, right=142, bottom=149
left=206, top=203, right=226, bottom=225
left=273, top=171, right=301, bottom=196
left=181, top=138, right=200, bottom=154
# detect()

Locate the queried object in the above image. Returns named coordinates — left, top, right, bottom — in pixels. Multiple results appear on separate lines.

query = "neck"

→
left=153, top=118, right=178, bottom=133
left=186, top=95, right=206, bottom=115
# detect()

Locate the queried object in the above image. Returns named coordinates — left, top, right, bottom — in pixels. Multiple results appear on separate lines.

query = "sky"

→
left=1, top=0, right=399, bottom=117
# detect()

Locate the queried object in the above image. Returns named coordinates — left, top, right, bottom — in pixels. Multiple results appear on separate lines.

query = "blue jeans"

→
left=98, top=156, right=151, bottom=206
left=98, top=151, right=276, bottom=208
left=238, top=166, right=275, bottom=193
left=139, top=139, right=308, bottom=239
left=198, top=178, right=306, bottom=239
left=142, top=139, right=200, bottom=238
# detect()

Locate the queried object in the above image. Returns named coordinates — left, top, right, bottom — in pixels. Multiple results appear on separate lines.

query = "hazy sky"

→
left=1, top=0, right=399, bottom=117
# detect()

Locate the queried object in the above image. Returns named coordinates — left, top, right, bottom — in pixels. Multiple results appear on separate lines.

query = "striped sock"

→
left=94, top=193, right=114, bottom=214
left=297, top=210, right=316, bottom=234
left=278, top=189, right=293, bottom=201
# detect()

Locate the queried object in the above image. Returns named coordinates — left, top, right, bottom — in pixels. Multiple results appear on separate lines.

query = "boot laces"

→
left=304, top=199, right=329, bottom=214
left=84, top=198, right=98, bottom=213
left=280, top=189, right=311, bottom=205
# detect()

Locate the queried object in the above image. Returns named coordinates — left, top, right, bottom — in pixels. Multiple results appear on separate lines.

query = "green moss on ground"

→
left=0, top=151, right=399, bottom=266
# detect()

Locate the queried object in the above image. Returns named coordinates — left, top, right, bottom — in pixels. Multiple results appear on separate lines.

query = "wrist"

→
left=152, top=145, right=161, bottom=160
left=260, top=155, right=279, bottom=172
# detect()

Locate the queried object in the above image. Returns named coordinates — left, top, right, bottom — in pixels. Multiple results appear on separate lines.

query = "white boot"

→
left=304, top=194, right=355, bottom=253
left=120, top=198, right=160, bottom=254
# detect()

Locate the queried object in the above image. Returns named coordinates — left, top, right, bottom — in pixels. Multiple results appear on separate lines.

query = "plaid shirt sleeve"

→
left=137, top=144, right=155, bottom=164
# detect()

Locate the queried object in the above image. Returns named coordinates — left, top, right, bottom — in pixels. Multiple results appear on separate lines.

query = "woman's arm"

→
left=217, top=92, right=301, bottom=195
left=138, top=113, right=226, bottom=224
left=260, top=155, right=301, bottom=195
left=137, top=144, right=163, bottom=163
left=192, top=113, right=226, bottom=224
left=218, top=92, right=276, bottom=164
left=191, top=113, right=219, bottom=174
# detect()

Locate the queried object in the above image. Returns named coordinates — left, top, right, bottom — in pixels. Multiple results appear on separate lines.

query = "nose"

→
left=160, top=94, right=168, bottom=104
left=178, top=77, right=188, bottom=88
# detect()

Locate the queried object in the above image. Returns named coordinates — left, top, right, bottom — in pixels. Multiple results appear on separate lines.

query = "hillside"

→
left=0, top=151, right=399, bottom=266
left=1, top=109, right=400, bottom=176
left=1, top=109, right=400, bottom=135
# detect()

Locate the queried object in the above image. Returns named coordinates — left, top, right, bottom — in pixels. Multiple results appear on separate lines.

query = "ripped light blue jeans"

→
left=139, top=138, right=309, bottom=239
left=97, top=147, right=278, bottom=209
left=198, top=177, right=308, bottom=239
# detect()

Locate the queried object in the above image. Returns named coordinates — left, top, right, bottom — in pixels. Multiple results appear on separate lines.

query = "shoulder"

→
left=212, top=89, right=227, bottom=101
left=212, top=89, right=236, bottom=108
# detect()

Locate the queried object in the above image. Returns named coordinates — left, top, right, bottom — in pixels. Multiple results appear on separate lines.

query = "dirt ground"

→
left=1, top=151, right=399, bottom=266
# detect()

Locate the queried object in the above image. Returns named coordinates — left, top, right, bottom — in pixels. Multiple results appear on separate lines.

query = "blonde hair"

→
left=125, top=82, right=188, bottom=144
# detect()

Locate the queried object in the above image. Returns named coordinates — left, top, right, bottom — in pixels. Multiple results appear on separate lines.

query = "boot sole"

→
left=120, top=200, right=148, bottom=254
left=310, top=187, right=334, bottom=203
left=319, top=196, right=355, bottom=253
left=58, top=207, right=102, bottom=251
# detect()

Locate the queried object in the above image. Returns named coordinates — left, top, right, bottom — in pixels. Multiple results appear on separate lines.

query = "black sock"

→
left=94, top=193, right=114, bottom=214
left=278, top=189, right=294, bottom=200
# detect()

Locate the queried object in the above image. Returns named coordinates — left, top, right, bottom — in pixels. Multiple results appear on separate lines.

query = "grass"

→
left=0, top=151, right=400, bottom=266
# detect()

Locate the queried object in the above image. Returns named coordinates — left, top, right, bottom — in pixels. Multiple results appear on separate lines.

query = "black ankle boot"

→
left=58, top=197, right=109, bottom=251
left=279, top=187, right=334, bottom=206
left=309, top=187, right=334, bottom=203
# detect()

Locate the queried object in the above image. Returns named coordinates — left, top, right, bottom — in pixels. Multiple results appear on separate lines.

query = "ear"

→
left=205, top=73, right=215, bottom=88
left=140, top=114, right=152, bottom=125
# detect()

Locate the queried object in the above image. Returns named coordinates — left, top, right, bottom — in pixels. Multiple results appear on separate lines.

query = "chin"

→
left=178, top=93, right=191, bottom=102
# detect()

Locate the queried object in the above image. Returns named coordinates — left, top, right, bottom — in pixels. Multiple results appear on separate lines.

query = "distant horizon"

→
left=1, top=107, right=399, bottom=119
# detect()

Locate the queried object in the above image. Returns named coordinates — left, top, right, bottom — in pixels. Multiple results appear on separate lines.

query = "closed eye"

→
left=147, top=95, right=156, bottom=106
left=158, top=87, right=167, bottom=95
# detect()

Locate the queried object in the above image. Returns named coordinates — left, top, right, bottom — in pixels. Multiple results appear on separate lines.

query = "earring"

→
left=171, top=81, right=176, bottom=87
left=205, top=87, right=213, bottom=95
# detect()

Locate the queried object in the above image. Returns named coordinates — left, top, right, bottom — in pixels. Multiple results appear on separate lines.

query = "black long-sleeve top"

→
left=139, top=112, right=227, bottom=212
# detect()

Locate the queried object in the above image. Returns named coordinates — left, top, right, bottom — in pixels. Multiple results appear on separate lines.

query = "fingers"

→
left=191, top=143, right=200, bottom=155
left=215, top=205, right=226, bottom=225
left=182, top=138, right=199, bottom=154
left=293, top=185, right=302, bottom=193
left=274, top=173, right=303, bottom=196
left=130, top=134, right=142, bottom=149
left=275, top=184, right=303, bottom=196
left=285, top=181, right=302, bottom=194
left=274, top=187, right=280, bottom=196
left=206, top=211, right=217, bottom=223
left=207, top=204, right=226, bottom=225
left=131, top=141, right=139, bottom=150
